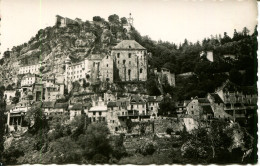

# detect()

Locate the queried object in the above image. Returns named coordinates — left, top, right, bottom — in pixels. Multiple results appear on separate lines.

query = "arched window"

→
left=140, top=68, right=143, bottom=73
left=123, top=60, right=126, bottom=64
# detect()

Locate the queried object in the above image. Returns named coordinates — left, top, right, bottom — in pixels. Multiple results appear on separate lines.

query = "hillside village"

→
left=0, top=14, right=257, bottom=164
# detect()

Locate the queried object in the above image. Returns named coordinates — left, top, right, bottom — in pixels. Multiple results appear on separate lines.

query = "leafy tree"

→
left=108, top=14, right=119, bottom=23
left=6, top=85, right=13, bottom=91
left=79, top=123, right=111, bottom=161
left=83, top=79, right=89, bottom=88
left=158, top=96, right=175, bottom=116
left=0, top=97, right=6, bottom=161
left=11, top=97, right=19, bottom=104
left=120, top=17, right=128, bottom=24
left=146, top=75, right=161, bottom=96
left=93, top=16, right=102, bottom=22
left=25, top=105, right=48, bottom=134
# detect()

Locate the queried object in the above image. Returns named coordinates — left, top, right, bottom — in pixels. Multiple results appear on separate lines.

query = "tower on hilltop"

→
left=127, top=13, right=134, bottom=26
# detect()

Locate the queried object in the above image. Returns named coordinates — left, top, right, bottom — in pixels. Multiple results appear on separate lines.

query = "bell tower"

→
left=127, top=13, right=134, bottom=26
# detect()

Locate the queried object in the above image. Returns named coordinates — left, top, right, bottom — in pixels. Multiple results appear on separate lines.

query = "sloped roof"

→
left=69, top=103, right=83, bottom=110
left=210, top=93, right=223, bottom=103
left=87, top=54, right=106, bottom=60
left=198, top=98, right=210, bottom=104
left=113, top=40, right=146, bottom=50
left=89, top=106, right=107, bottom=112
left=42, top=101, right=55, bottom=108
left=82, top=102, right=92, bottom=107
left=6, top=104, right=15, bottom=111
left=107, top=101, right=117, bottom=107
left=55, top=103, right=69, bottom=109
left=130, top=94, right=145, bottom=104
left=147, top=96, right=163, bottom=102
left=202, top=105, right=214, bottom=114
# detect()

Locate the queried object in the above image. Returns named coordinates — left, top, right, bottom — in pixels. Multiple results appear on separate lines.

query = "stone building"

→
left=153, top=68, right=175, bottom=87
left=21, top=74, right=41, bottom=87
left=56, top=15, right=78, bottom=27
left=200, top=51, right=214, bottom=62
left=146, top=96, right=163, bottom=118
left=214, top=80, right=257, bottom=122
left=207, top=93, right=232, bottom=119
left=186, top=97, right=214, bottom=120
left=65, top=57, right=91, bottom=85
left=111, top=40, right=148, bottom=82
left=18, top=64, right=41, bottom=75
left=4, top=90, right=16, bottom=105
left=87, top=54, right=113, bottom=83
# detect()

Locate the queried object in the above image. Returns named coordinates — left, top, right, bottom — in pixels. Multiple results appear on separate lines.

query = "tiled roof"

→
left=82, top=102, right=92, bottom=107
left=147, top=96, right=163, bottom=102
left=197, top=98, right=210, bottom=104
left=87, top=54, right=106, bottom=60
left=6, top=104, right=15, bottom=111
left=69, top=103, right=83, bottom=110
left=89, top=106, right=107, bottom=112
left=107, top=101, right=117, bottom=107
left=113, top=40, right=146, bottom=50
left=42, top=101, right=55, bottom=108
left=130, top=95, right=145, bottom=104
left=210, top=93, right=223, bottom=103
left=54, top=103, right=69, bottom=109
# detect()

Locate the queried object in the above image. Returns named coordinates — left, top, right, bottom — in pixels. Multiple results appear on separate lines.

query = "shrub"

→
left=166, top=128, right=173, bottom=135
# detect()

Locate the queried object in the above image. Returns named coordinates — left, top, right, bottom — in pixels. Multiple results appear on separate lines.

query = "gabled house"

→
left=69, top=103, right=83, bottom=120
left=42, top=101, right=55, bottom=116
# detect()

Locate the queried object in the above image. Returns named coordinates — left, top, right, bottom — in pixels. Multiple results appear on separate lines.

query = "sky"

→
left=0, top=0, right=258, bottom=54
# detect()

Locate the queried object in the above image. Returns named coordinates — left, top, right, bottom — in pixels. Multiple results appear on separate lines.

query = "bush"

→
left=166, top=128, right=173, bottom=135
left=92, top=154, right=108, bottom=164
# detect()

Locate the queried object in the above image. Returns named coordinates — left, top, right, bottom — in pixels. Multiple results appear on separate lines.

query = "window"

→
left=99, top=112, right=102, bottom=116
left=129, top=46, right=131, bottom=48
left=93, top=112, right=96, bottom=115
left=140, top=68, right=143, bottom=73
left=129, top=61, right=131, bottom=64
left=107, top=64, right=108, bottom=67
left=128, top=53, right=131, bottom=58
left=118, top=60, right=119, bottom=64
left=117, top=53, right=120, bottom=58
left=123, top=60, right=126, bottom=64
left=107, top=56, right=108, bottom=59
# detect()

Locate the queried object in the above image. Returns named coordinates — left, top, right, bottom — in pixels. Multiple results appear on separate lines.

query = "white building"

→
left=21, top=74, right=41, bottom=87
left=18, top=64, right=41, bottom=75
left=65, top=57, right=91, bottom=85
left=88, top=105, right=108, bottom=123
left=4, top=90, right=16, bottom=105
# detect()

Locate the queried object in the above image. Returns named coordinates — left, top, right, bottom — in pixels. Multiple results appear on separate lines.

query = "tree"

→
left=0, top=96, right=6, bottom=161
left=108, top=14, right=119, bottom=23
left=146, top=75, right=161, bottom=96
left=25, top=105, right=48, bottom=134
left=93, top=16, right=102, bottom=22
left=79, top=123, right=111, bottom=161
left=39, top=66, right=44, bottom=73
left=242, top=27, right=250, bottom=36
left=158, top=96, right=175, bottom=116
left=83, top=79, right=89, bottom=89
left=120, top=17, right=128, bottom=24
left=11, top=97, right=19, bottom=104
left=6, top=85, right=13, bottom=91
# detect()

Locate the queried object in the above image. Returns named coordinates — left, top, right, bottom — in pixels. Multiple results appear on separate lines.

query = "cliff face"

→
left=0, top=18, right=133, bottom=87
